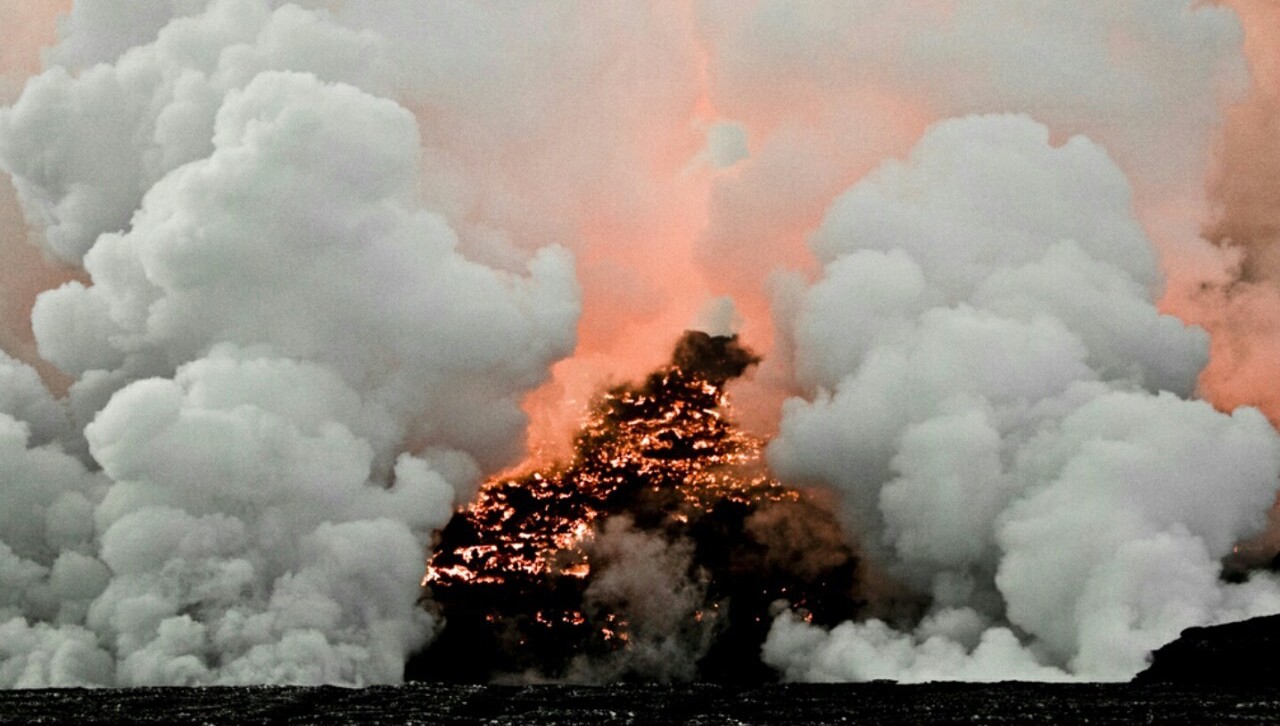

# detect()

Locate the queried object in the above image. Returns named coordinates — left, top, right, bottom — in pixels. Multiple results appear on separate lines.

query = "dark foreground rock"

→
left=1136, top=613, right=1280, bottom=685
left=3, top=682, right=1280, bottom=725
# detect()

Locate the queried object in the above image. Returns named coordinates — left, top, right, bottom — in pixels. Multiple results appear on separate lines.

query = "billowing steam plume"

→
left=2, top=0, right=1280, bottom=688
left=0, top=1, right=577, bottom=686
left=765, top=114, right=1280, bottom=681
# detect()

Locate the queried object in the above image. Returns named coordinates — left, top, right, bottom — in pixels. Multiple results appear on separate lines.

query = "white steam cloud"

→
left=0, top=0, right=577, bottom=686
left=765, top=115, right=1280, bottom=682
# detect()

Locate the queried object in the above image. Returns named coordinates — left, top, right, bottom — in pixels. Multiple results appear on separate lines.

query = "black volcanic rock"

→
left=6, top=683, right=1280, bottom=725
left=669, top=331, right=760, bottom=385
left=1135, top=613, right=1280, bottom=685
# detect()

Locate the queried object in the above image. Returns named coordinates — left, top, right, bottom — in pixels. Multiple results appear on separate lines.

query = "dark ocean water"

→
left=3, top=682, right=1279, bottom=725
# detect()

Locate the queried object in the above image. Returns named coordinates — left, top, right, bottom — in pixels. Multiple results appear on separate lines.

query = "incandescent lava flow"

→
left=409, top=331, right=863, bottom=683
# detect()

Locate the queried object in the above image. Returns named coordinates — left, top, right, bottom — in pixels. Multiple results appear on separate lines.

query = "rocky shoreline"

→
left=7, top=615, right=1280, bottom=725
left=1136, top=613, right=1280, bottom=686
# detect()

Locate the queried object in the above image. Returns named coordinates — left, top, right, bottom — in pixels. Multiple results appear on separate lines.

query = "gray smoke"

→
left=567, top=518, right=715, bottom=683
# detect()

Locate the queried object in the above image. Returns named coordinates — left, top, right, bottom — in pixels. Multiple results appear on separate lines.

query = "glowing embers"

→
left=425, top=332, right=790, bottom=592
left=423, top=473, right=600, bottom=585
left=415, top=332, right=860, bottom=682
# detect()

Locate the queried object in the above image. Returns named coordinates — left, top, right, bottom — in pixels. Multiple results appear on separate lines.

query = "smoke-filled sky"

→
left=2, top=0, right=1280, bottom=687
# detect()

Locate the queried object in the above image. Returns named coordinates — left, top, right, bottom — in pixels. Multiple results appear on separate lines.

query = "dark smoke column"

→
left=411, top=332, right=862, bottom=682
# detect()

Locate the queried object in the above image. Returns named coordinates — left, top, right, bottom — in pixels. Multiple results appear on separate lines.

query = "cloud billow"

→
left=0, top=1, right=578, bottom=687
left=766, top=115, right=1280, bottom=682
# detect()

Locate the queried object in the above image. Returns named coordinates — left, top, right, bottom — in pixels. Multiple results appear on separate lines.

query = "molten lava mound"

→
left=409, top=332, right=862, bottom=683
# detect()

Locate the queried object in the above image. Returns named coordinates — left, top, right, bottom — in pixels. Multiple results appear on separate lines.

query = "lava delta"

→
left=410, top=331, right=863, bottom=683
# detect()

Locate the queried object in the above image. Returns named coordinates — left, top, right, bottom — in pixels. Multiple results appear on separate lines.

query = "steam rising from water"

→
left=0, top=1, right=578, bottom=686
left=765, top=115, right=1280, bottom=681
left=1, top=0, right=1280, bottom=686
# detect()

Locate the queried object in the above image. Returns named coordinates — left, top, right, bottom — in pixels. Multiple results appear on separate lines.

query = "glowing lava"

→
left=413, top=331, right=861, bottom=682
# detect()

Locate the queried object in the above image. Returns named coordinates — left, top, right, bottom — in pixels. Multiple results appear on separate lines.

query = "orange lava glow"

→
left=1162, top=0, right=1280, bottom=424
left=425, top=333, right=795, bottom=601
left=415, top=334, right=864, bottom=682
left=516, top=16, right=935, bottom=456
left=0, top=0, right=70, bottom=91
left=0, top=1, right=80, bottom=389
